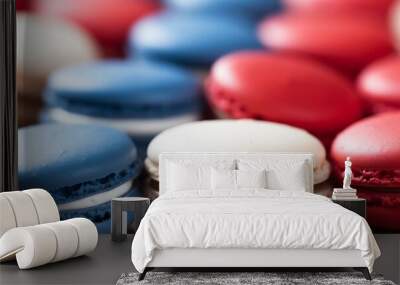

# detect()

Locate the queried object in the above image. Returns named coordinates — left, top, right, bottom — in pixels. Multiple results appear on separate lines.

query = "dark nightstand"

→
left=332, top=198, right=366, bottom=218
left=111, top=197, right=150, bottom=242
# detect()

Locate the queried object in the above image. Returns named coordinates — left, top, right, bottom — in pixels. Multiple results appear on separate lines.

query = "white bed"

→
left=131, top=153, right=380, bottom=280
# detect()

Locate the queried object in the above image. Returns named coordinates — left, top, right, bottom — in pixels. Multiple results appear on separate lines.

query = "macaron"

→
left=16, top=0, right=32, bottom=11
left=258, top=13, right=394, bottom=76
left=357, top=56, right=400, bottom=113
left=283, top=0, right=395, bottom=17
left=43, top=60, right=201, bottom=154
left=205, top=51, right=362, bottom=147
left=163, top=0, right=281, bottom=20
left=331, top=112, right=400, bottom=231
left=332, top=112, right=400, bottom=189
left=130, top=13, right=262, bottom=70
left=18, top=124, right=142, bottom=233
left=391, top=0, right=400, bottom=51
left=146, top=119, right=331, bottom=187
left=16, top=13, right=99, bottom=126
left=34, top=0, right=161, bottom=57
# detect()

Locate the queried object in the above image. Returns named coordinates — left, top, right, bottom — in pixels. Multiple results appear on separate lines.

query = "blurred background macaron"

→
left=129, top=13, right=262, bottom=73
left=283, top=0, right=395, bottom=18
left=34, top=0, right=162, bottom=57
left=391, top=0, right=400, bottom=51
left=258, top=12, right=394, bottom=77
left=18, top=124, right=142, bottom=233
left=331, top=112, right=400, bottom=231
left=17, top=13, right=99, bottom=127
left=163, top=0, right=281, bottom=20
left=357, top=55, right=400, bottom=114
left=145, top=119, right=331, bottom=198
left=205, top=51, right=362, bottom=148
left=16, top=0, right=33, bottom=11
left=42, top=60, right=201, bottom=155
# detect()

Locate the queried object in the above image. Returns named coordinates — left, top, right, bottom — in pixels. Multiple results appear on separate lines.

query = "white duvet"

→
left=131, top=190, right=380, bottom=273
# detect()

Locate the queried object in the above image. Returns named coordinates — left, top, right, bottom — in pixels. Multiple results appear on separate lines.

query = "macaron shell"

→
left=46, top=60, right=200, bottom=107
left=258, top=13, right=394, bottom=75
left=18, top=124, right=138, bottom=192
left=391, top=1, right=400, bottom=51
left=17, top=13, right=99, bottom=94
left=34, top=0, right=161, bottom=56
left=357, top=56, right=400, bottom=113
left=283, top=0, right=395, bottom=17
left=331, top=112, right=400, bottom=188
left=206, top=52, right=362, bottom=138
left=131, top=13, right=262, bottom=67
left=358, top=188, right=400, bottom=232
left=164, top=0, right=281, bottom=19
left=147, top=119, right=330, bottom=183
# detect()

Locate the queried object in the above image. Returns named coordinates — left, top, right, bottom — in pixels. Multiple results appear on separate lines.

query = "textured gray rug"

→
left=117, top=272, right=396, bottom=285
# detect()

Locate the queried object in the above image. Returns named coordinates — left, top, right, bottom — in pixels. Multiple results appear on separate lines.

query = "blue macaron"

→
left=163, top=0, right=282, bottom=20
left=18, top=124, right=142, bottom=232
left=60, top=187, right=141, bottom=233
left=129, top=13, right=263, bottom=68
left=42, top=60, right=201, bottom=154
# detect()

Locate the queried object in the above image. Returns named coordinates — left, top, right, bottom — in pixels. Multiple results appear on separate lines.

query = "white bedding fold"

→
left=131, top=190, right=380, bottom=273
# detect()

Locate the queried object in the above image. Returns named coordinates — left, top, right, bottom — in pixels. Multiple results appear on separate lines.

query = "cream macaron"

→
left=145, top=119, right=330, bottom=186
left=17, top=13, right=99, bottom=125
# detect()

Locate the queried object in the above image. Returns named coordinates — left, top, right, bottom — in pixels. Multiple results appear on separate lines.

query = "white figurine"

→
left=343, top=157, right=353, bottom=190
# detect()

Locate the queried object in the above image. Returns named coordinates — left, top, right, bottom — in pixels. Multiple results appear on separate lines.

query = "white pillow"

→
left=166, top=162, right=211, bottom=191
left=236, top=169, right=267, bottom=189
left=238, top=159, right=309, bottom=191
left=211, top=168, right=236, bottom=190
left=211, top=169, right=268, bottom=190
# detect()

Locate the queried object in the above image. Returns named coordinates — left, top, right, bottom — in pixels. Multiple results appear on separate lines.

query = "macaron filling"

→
left=46, top=108, right=199, bottom=136
left=43, top=60, right=202, bottom=128
left=58, top=180, right=133, bottom=210
left=60, top=187, right=139, bottom=233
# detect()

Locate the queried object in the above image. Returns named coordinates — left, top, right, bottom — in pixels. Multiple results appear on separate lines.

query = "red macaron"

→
left=258, top=13, right=394, bottom=77
left=357, top=56, right=400, bottom=114
left=331, top=112, right=400, bottom=231
left=205, top=51, right=362, bottom=147
left=34, top=0, right=161, bottom=57
left=332, top=112, right=400, bottom=188
left=283, top=0, right=395, bottom=17
left=356, top=189, right=400, bottom=232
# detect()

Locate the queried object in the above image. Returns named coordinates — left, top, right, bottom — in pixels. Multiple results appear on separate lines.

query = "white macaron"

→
left=146, top=119, right=330, bottom=185
left=17, top=13, right=100, bottom=95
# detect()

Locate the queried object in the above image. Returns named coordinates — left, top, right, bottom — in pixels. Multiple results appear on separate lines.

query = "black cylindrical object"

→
left=0, top=0, right=18, bottom=192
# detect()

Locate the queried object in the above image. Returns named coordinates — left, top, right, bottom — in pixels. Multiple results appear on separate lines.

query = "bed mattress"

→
left=131, top=190, right=380, bottom=273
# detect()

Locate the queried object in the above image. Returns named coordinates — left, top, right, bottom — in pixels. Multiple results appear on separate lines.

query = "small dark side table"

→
left=111, top=197, right=150, bottom=242
left=332, top=198, right=366, bottom=218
